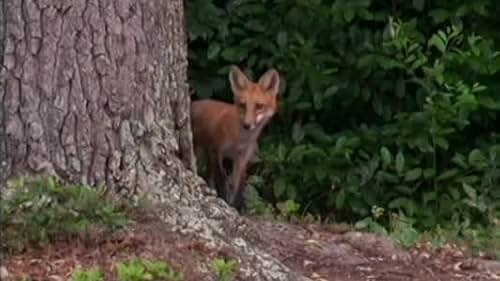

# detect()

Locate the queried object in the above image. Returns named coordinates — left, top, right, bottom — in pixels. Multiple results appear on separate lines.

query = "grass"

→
left=1, top=176, right=129, bottom=253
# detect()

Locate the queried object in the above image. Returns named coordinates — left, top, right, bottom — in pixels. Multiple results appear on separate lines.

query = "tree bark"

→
left=0, top=0, right=7, bottom=186
left=0, top=1, right=308, bottom=280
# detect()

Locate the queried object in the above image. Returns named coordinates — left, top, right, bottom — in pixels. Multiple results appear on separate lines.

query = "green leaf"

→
left=394, top=185, right=416, bottom=195
left=377, top=171, right=399, bottom=183
left=423, top=168, right=435, bottom=179
left=284, top=199, right=300, bottom=213
left=357, top=54, right=375, bottom=68
left=423, top=191, right=437, bottom=204
left=287, top=73, right=305, bottom=103
left=457, top=92, right=478, bottom=109
left=376, top=55, right=404, bottom=70
left=286, top=184, right=298, bottom=199
left=383, top=17, right=395, bottom=40
left=468, top=149, right=487, bottom=168
left=462, top=183, right=477, bottom=201
left=436, top=169, right=459, bottom=181
left=273, top=178, right=287, bottom=198
left=393, top=226, right=420, bottom=247
left=295, top=101, right=312, bottom=110
left=313, top=91, right=323, bottom=110
left=358, top=9, right=373, bottom=20
left=334, top=136, right=347, bottom=152
left=472, top=83, right=487, bottom=93
left=207, top=43, right=221, bottom=59
left=293, top=32, right=305, bottom=45
left=477, top=94, right=499, bottom=110
left=410, top=57, right=427, bottom=71
left=380, top=147, right=392, bottom=167
left=336, top=190, right=346, bottom=209
left=451, top=153, right=468, bottom=169
left=343, top=9, right=355, bottom=23
left=389, top=198, right=417, bottom=216
left=220, top=47, right=248, bottom=62
left=354, top=217, right=373, bottom=230
left=315, top=168, right=327, bottom=182
left=324, top=85, right=339, bottom=97
left=428, top=34, right=447, bottom=53
left=245, top=20, right=266, bottom=32
left=456, top=175, right=480, bottom=185
left=404, top=168, right=422, bottom=182
left=395, top=152, right=405, bottom=174
left=288, top=144, right=308, bottom=162
left=388, top=198, right=407, bottom=209
left=370, top=221, right=389, bottom=236
left=449, top=188, right=461, bottom=200
left=277, top=31, right=288, bottom=49
left=433, top=137, right=448, bottom=150
left=292, top=122, right=305, bottom=143
left=304, top=122, right=332, bottom=143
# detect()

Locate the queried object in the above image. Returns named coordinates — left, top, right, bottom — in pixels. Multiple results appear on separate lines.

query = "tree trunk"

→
left=0, top=1, right=308, bottom=280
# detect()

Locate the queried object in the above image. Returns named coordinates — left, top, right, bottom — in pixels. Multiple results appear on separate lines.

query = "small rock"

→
left=306, top=239, right=321, bottom=247
left=311, top=272, right=321, bottom=279
left=451, top=250, right=465, bottom=258
left=453, top=262, right=462, bottom=271
left=49, top=275, right=64, bottom=281
left=311, top=273, right=329, bottom=281
left=357, top=266, right=373, bottom=272
left=419, top=252, right=431, bottom=259
left=303, top=259, right=314, bottom=267
left=0, top=266, right=8, bottom=279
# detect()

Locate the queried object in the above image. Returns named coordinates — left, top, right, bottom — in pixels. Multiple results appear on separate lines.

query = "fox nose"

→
left=242, top=122, right=251, bottom=130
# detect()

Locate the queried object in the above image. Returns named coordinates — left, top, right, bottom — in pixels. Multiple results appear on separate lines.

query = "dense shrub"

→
left=186, top=0, right=500, bottom=231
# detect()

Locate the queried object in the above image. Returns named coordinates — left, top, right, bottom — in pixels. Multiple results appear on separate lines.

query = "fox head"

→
left=229, top=66, right=280, bottom=131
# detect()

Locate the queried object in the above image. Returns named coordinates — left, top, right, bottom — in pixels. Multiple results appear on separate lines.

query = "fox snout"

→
left=241, top=114, right=256, bottom=130
left=241, top=109, right=274, bottom=130
left=242, top=121, right=252, bottom=130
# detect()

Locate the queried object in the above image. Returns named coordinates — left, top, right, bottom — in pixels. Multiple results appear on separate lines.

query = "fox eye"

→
left=256, top=103, right=264, bottom=110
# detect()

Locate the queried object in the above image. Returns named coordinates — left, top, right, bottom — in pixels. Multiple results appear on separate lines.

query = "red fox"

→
left=191, top=66, right=280, bottom=211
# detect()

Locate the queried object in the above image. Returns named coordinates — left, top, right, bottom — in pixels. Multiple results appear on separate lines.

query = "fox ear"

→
left=229, top=65, right=250, bottom=95
left=258, top=68, right=280, bottom=96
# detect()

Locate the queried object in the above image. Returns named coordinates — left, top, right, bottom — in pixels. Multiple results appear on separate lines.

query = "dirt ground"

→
left=2, top=211, right=500, bottom=281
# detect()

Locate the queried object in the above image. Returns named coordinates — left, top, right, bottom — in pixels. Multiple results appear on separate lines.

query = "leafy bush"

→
left=70, top=267, right=104, bottom=281
left=115, top=257, right=184, bottom=281
left=187, top=0, right=500, bottom=233
left=0, top=176, right=128, bottom=252
left=211, top=258, right=238, bottom=281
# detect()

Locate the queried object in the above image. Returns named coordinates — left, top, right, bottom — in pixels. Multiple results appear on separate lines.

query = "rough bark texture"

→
left=0, top=0, right=7, bottom=187
left=0, top=1, right=308, bottom=280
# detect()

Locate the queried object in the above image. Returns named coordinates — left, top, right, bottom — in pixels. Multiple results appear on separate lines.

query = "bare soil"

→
left=2, top=211, right=499, bottom=281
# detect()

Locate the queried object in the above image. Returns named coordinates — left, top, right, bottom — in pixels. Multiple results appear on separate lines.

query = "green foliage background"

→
left=186, top=0, right=500, bottom=232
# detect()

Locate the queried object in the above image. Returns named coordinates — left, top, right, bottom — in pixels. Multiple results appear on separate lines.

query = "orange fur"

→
left=191, top=66, right=280, bottom=210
